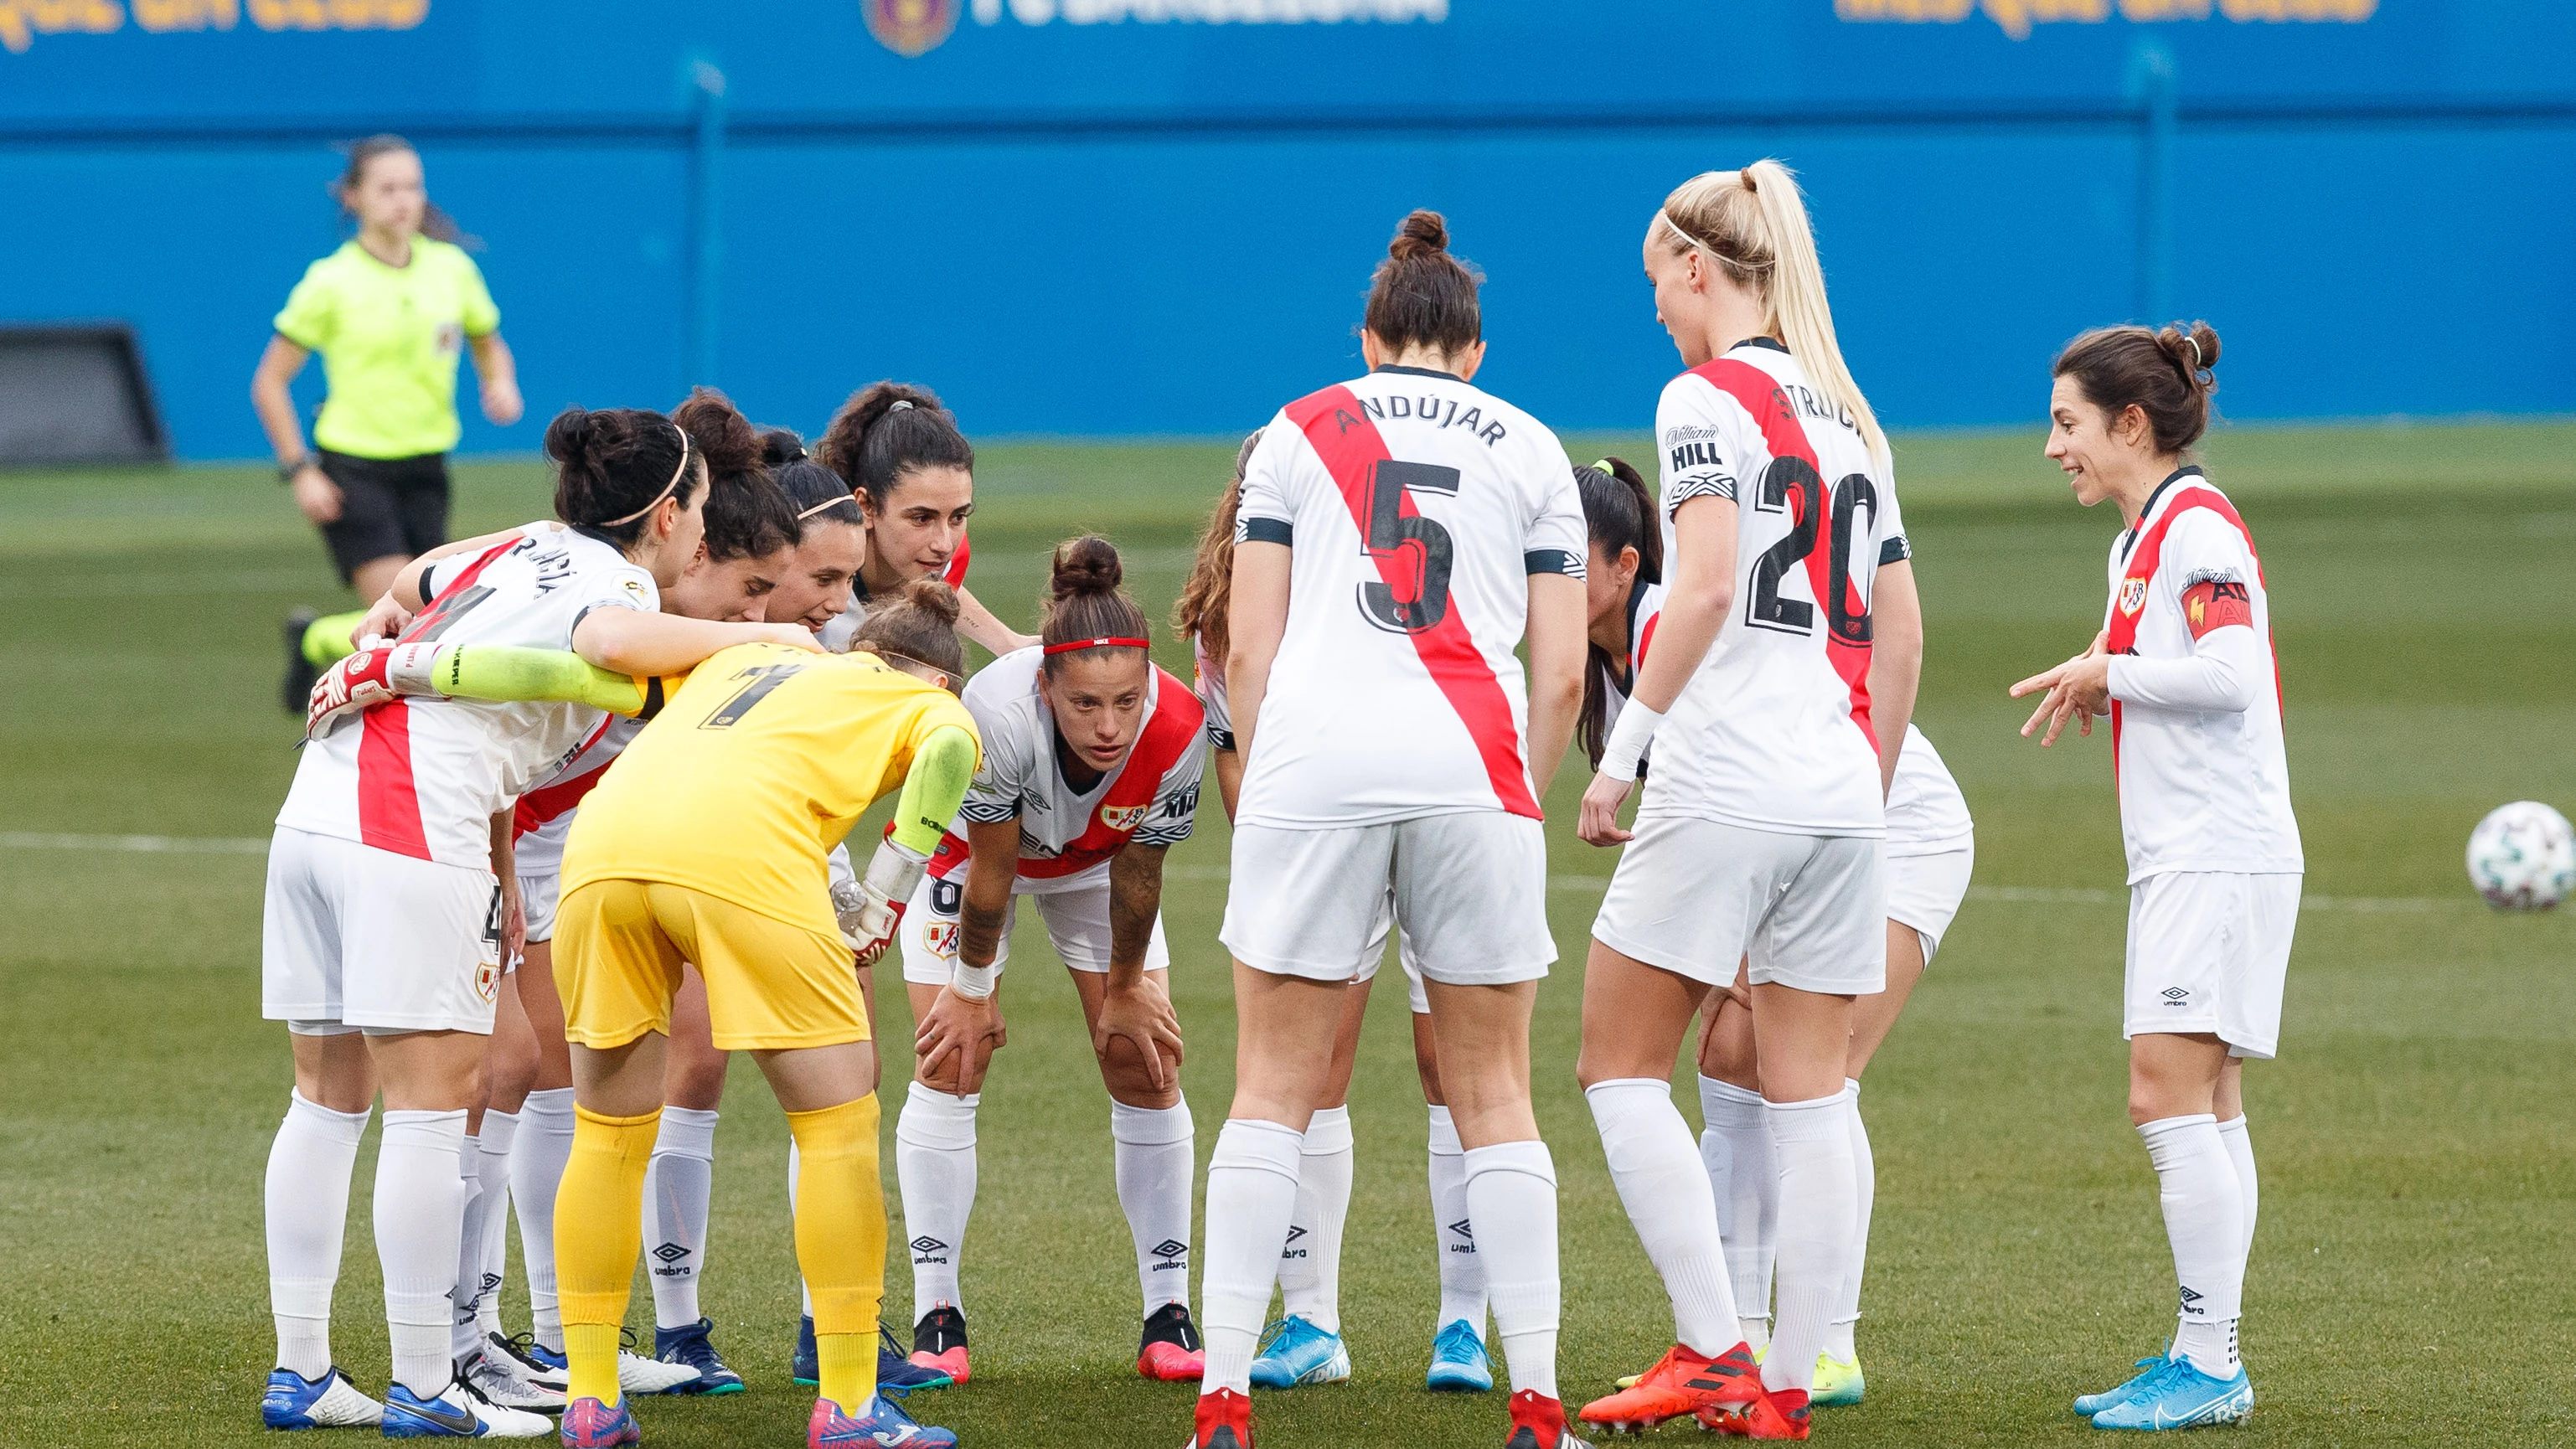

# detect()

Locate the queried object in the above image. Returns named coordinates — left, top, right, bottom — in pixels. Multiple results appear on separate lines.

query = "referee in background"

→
left=254, top=134, right=520, bottom=709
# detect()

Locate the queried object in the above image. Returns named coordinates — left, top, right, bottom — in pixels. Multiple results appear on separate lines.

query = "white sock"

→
left=511, top=1087, right=576, bottom=1352
left=1278, top=1104, right=1350, bottom=1333
left=1697, top=1075, right=1776, bottom=1350
left=645, top=1106, right=720, bottom=1330
left=1464, top=1139, right=1560, bottom=1401
left=2140, top=1114, right=2244, bottom=1379
left=896, top=1085, right=980, bottom=1325
left=472, top=1111, right=516, bottom=1338
left=1589, top=1078, right=1741, bottom=1355
left=379, top=1108, right=469, bottom=1398
left=2217, top=1115, right=2259, bottom=1262
left=1427, top=1105, right=1486, bottom=1333
left=1763, top=1090, right=1858, bottom=1396
left=450, top=1133, right=488, bottom=1364
left=1199, top=1120, right=1304, bottom=1396
left=266, top=1091, right=371, bottom=1379
left=1825, top=1078, right=1871, bottom=1364
left=1112, top=1097, right=1199, bottom=1318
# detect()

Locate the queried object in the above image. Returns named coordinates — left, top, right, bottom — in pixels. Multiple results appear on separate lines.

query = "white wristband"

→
left=385, top=642, right=452, bottom=696
left=951, top=962, right=998, bottom=1000
left=1597, top=699, right=1665, bottom=782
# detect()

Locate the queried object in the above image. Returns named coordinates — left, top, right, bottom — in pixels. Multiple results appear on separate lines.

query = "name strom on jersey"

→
left=276, top=524, right=656, bottom=867
left=1639, top=339, right=1899, bottom=838
left=929, top=645, right=1207, bottom=894
left=1230, top=365, right=1587, bottom=828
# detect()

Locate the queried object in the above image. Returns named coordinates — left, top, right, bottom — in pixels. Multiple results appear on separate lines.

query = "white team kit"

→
left=2102, top=467, right=2302, bottom=1058
left=265, top=523, right=655, bottom=1033
left=897, top=643, right=1206, bottom=985
left=1592, top=340, right=1901, bottom=995
left=508, top=714, right=644, bottom=946
left=1220, top=364, right=1586, bottom=986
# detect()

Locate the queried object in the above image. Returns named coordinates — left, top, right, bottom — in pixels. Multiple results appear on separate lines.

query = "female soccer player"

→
left=2011, top=322, right=2294, bottom=1432
left=259, top=396, right=812, bottom=1436
left=1186, top=211, right=1590, bottom=1449
left=542, top=584, right=977, bottom=1449
left=816, top=382, right=1037, bottom=657
left=256, top=134, right=522, bottom=708
left=1572, top=160, right=1909, bottom=1442
left=894, top=535, right=1210, bottom=1385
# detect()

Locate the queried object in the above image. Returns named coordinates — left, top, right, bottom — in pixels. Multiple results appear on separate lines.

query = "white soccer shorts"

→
left=2124, top=870, right=2300, bottom=1060
left=1221, top=811, right=1553, bottom=987
left=1887, top=845, right=1975, bottom=967
left=897, top=874, right=1170, bottom=987
left=263, top=825, right=504, bottom=1034
left=518, top=869, right=561, bottom=948
left=1593, top=814, right=1887, bottom=995
left=1353, top=894, right=1433, bottom=1014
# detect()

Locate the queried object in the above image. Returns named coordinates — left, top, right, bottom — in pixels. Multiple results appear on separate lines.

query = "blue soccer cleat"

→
left=795, top=1316, right=954, bottom=1397
left=1425, top=1318, right=1494, bottom=1393
left=650, top=1318, right=743, bottom=1395
left=2075, top=1352, right=2173, bottom=1417
left=262, top=1365, right=385, bottom=1430
left=808, top=1394, right=958, bottom=1447
left=2088, top=1357, right=2253, bottom=1431
left=1248, top=1314, right=1350, bottom=1389
left=379, top=1379, right=553, bottom=1437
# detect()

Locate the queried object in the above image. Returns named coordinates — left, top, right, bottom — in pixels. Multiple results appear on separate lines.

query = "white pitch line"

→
left=0, top=831, right=268, bottom=855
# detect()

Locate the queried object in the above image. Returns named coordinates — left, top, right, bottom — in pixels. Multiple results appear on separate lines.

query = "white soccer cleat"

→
left=619, top=1348, right=704, bottom=1395
left=460, top=1345, right=567, bottom=1410
left=260, top=1365, right=385, bottom=1429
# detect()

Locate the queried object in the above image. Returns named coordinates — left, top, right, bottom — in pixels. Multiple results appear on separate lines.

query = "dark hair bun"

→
left=1389, top=209, right=1450, bottom=260
left=758, top=426, right=808, bottom=469
left=672, top=386, right=761, bottom=487
left=544, top=406, right=596, bottom=467
left=899, top=577, right=963, bottom=628
left=2155, top=321, right=2222, bottom=384
left=1049, top=534, right=1124, bottom=601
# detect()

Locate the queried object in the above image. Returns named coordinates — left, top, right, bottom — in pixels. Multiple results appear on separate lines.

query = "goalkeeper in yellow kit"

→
left=317, top=580, right=977, bottom=1448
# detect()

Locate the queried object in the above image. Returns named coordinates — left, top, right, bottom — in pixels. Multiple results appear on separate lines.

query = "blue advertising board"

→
left=3, top=1, right=2569, bottom=455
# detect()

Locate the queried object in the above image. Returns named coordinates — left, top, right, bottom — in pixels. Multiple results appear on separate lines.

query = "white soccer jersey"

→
left=1231, top=366, right=1587, bottom=828
left=508, top=714, right=646, bottom=879
left=930, top=645, right=1206, bottom=895
left=814, top=537, right=974, bottom=653
left=275, top=523, right=657, bottom=869
left=1885, top=724, right=1974, bottom=858
left=2100, top=469, right=2302, bottom=881
left=1191, top=632, right=1234, bottom=752
left=1638, top=340, right=1895, bottom=838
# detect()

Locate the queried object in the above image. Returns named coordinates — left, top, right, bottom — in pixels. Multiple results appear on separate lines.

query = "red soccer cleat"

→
left=906, top=1306, right=970, bottom=1386
left=1503, top=1389, right=1596, bottom=1447
left=1186, top=1387, right=1254, bottom=1448
left=1700, top=1384, right=1811, bottom=1440
left=1577, top=1342, right=1763, bottom=1433
left=1138, top=1302, right=1206, bottom=1382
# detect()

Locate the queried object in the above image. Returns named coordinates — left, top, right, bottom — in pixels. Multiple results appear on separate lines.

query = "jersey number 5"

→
left=1746, top=456, right=1879, bottom=645
left=1355, top=459, right=1461, bottom=635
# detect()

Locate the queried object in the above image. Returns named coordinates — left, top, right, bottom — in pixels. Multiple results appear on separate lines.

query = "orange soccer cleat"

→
left=1700, top=1385, right=1810, bottom=1440
left=1577, top=1342, right=1763, bottom=1434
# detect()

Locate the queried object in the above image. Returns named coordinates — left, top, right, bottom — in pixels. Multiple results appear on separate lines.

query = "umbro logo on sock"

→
left=911, top=1236, right=951, bottom=1263
left=1151, top=1240, right=1190, bottom=1261
left=1279, top=1226, right=1307, bottom=1261
left=651, top=1242, right=692, bottom=1264
left=2178, top=1285, right=2206, bottom=1314
left=1447, top=1218, right=1476, bottom=1250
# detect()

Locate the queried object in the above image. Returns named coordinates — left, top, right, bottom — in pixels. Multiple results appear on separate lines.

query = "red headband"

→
left=1042, top=636, right=1150, bottom=656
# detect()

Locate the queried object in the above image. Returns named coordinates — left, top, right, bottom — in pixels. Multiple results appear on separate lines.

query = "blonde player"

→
left=2011, top=322, right=2292, bottom=1432
left=1573, top=161, right=1909, bottom=1442
left=1187, top=211, right=1590, bottom=1449
left=894, top=535, right=1211, bottom=1385
left=815, top=383, right=1035, bottom=656
left=259, top=398, right=812, bottom=1436
left=534, top=585, right=978, bottom=1449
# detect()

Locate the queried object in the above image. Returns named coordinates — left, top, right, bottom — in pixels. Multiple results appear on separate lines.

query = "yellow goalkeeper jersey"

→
left=563, top=643, right=978, bottom=938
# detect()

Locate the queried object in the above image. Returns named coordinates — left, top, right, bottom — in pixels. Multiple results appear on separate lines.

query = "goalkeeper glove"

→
left=307, top=642, right=450, bottom=740
left=837, top=835, right=929, bottom=968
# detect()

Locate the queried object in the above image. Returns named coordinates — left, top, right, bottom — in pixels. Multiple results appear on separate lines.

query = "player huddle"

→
left=254, top=159, right=2300, bottom=1449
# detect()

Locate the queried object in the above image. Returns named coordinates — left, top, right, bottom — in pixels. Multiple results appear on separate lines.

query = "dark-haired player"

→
left=816, top=382, right=1036, bottom=657
left=896, top=535, right=1211, bottom=1385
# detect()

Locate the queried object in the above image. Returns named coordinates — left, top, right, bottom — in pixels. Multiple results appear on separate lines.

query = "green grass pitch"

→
left=2, top=420, right=2571, bottom=1447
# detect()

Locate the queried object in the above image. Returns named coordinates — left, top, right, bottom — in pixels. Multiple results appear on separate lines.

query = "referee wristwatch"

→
left=279, top=455, right=312, bottom=484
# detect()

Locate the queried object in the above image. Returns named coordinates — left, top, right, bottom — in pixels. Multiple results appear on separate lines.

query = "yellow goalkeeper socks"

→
left=301, top=610, right=364, bottom=668
left=787, top=1095, right=885, bottom=1411
left=555, top=1105, right=663, bottom=1406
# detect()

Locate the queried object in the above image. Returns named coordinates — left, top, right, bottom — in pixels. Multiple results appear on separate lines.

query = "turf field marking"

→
left=0, top=831, right=268, bottom=854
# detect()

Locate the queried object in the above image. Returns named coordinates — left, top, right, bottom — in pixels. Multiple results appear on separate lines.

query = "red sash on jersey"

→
left=1283, top=384, right=1543, bottom=818
left=942, top=534, right=973, bottom=589
left=513, top=750, right=612, bottom=842
left=356, top=538, right=517, bottom=860
left=2101, top=487, right=2280, bottom=767
left=927, top=664, right=1206, bottom=883
left=1689, top=358, right=1877, bottom=750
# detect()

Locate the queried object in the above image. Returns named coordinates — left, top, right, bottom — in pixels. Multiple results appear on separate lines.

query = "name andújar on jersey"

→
left=1347, top=390, right=1508, bottom=446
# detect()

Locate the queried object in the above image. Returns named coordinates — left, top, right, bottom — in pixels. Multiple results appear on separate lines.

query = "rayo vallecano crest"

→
left=2117, top=577, right=2148, bottom=616
left=1101, top=803, right=1148, bottom=832
left=865, top=0, right=958, bottom=56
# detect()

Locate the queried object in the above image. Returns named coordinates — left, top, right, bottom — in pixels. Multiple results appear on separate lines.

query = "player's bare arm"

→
left=1095, top=842, right=1185, bottom=1093
left=1522, top=570, right=1589, bottom=797
left=1580, top=493, right=1737, bottom=845
left=915, top=815, right=1017, bottom=1088
left=1223, top=540, right=1291, bottom=761
left=1871, top=559, right=1924, bottom=794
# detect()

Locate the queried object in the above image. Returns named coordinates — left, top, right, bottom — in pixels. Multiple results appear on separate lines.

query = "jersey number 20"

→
left=1355, top=459, right=1461, bottom=635
left=1746, top=456, right=1878, bottom=645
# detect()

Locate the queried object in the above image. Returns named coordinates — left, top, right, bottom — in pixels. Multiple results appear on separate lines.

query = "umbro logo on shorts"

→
left=651, top=1241, right=691, bottom=1264
left=2161, top=987, right=2191, bottom=1004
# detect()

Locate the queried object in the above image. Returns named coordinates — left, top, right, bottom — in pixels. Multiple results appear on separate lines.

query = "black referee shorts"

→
left=315, top=451, right=450, bottom=584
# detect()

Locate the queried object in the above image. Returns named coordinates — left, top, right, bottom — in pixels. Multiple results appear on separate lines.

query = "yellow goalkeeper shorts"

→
left=554, top=879, right=868, bottom=1051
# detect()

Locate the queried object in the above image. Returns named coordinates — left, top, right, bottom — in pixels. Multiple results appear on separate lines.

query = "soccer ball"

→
left=2465, top=802, right=2576, bottom=911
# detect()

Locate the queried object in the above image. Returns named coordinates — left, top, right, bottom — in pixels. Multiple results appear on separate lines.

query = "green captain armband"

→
left=432, top=645, right=653, bottom=717
left=890, top=724, right=977, bottom=857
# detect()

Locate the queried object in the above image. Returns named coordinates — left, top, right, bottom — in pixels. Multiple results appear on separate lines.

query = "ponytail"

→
left=1170, top=428, right=1262, bottom=668
left=1573, top=456, right=1659, bottom=769
left=1658, top=159, right=1886, bottom=466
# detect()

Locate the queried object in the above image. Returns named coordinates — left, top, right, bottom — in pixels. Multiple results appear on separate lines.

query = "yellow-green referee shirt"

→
left=273, top=237, right=500, bottom=460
